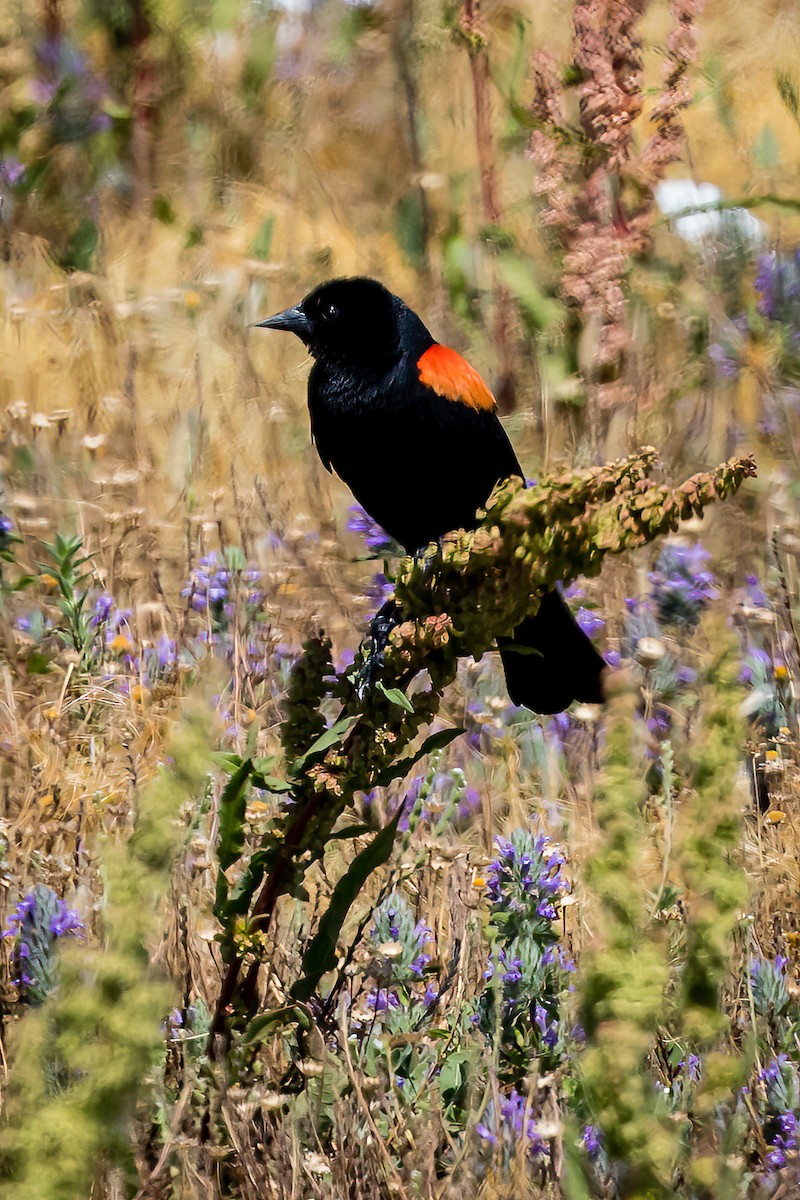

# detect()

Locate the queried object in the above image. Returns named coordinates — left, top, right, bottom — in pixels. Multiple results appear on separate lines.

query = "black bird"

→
left=257, top=277, right=605, bottom=714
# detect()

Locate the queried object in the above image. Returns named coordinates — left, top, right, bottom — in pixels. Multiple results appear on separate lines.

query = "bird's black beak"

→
left=253, top=305, right=313, bottom=341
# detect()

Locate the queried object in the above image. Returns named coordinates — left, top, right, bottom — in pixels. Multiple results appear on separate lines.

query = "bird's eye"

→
left=321, top=302, right=338, bottom=321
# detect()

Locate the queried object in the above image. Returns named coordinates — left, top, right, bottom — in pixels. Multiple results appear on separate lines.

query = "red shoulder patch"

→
left=417, top=343, right=496, bottom=413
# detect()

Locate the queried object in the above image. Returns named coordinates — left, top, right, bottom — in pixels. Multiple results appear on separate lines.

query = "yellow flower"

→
left=184, top=290, right=202, bottom=312
left=109, top=634, right=133, bottom=654
left=775, top=664, right=789, bottom=681
left=472, top=876, right=487, bottom=889
left=766, top=810, right=786, bottom=824
left=131, top=684, right=148, bottom=703
left=39, top=573, right=59, bottom=591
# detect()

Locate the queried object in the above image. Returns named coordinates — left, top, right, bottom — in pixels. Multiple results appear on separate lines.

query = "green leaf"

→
left=292, top=715, right=359, bottom=774
left=392, top=192, right=427, bottom=270
left=212, top=752, right=244, bottom=772
left=754, top=124, right=780, bottom=169
left=241, top=1004, right=310, bottom=1045
left=496, top=254, right=560, bottom=333
left=152, top=195, right=177, bottom=225
left=252, top=755, right=278, bottom=774
left=377, top=680, right=414, bottom=712
left=214, top=759, right=253, bottom=918
left=373, top=727, right=464, bottom=788
left=249, top=216, right=275, bottom=261
left=59, top=218, right=98, bottom=272
left=250, top=772, right=293, bottom=794
left=438, top=1050, right=470, bottom=1102
left=226, top=847, right=272, bottom=918
left=777, top=71, right=800, bottom=127
left=26, top=652, right=52, bottom=675
left=290, top=806, right=406, bottom=1003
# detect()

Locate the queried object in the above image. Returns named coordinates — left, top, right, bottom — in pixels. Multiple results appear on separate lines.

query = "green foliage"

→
left=571, top=622, right=751, bottom=1199
left=678, top=624, right=748, bottom=1046
left=38, top=533, right=97, bottom=666
left=573, top=684, right=676, bottom=1198
left=290, top=804, right=406, bottom=1003
left=249, top=215, right=275, bottom=261
left=0, top=698, right=213, bottom=1199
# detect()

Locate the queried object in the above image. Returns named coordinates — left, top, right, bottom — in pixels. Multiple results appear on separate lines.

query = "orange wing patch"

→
left=417, top=343, right=496, bottom=412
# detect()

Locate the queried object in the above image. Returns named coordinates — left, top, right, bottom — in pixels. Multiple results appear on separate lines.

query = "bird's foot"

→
left=355, top=599, right=401, bottom=702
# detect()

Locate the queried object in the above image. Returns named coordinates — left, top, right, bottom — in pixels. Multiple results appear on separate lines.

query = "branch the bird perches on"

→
left=207, top=448, right=757, bottom=1052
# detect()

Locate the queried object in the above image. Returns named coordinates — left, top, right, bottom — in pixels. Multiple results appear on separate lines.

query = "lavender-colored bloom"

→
left=500, top=955, right=524, bottom=985
left=370, top=892, right=432, bottom=987
left=367, top=988, right=401, bottom=1012
left=745, top=573, right=770, bottom=609
left=582, top=1124, right=602, bottom=1161
left=708, top=342, right=739, bottom=378
left=49, top=900, right=84, bottom=938
left=477, top=1090, right=549, bottom=1160
left=32, top=34, right=115, bottom=146
left=649, top=540, right=718, bottom=628
left=347, top=504, right=396, bottom=556
left=499, top=1090, right=548, bottom=1158
left=367, top=571, right=394, bottom=606
left=679, top=1053, right=702, bottom=1082
left=4, top=886, right=83, bottom=1004
left=0, top=157, right=24, bottom=186
left=476, top=1122, right=498, bottom=1145
left=576, top=607, right=605, bottom=639
left=423, top=981, right=439, bottom=1007
left=90, top=593, right=115, bottom=627
left=534, top=1003, right=559, bottom=1048
left=336, top=647, right=356, bottom=673
left=457, top=785, right=481, bottom=821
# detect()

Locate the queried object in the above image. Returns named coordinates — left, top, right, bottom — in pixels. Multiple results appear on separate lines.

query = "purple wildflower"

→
left=649, top=540, right=718, bottom=628
left=582, top=1124, right=602, bottom=1161
left=347, top=504, right=396, bottom=556
left=367, top=988, right=401, bottom=1012
left=49, top=900, right=84, bottom=938
left=0, top=157, right=24, bottom=186
left=708, top=342, right=740, bottom=378
left=576, top=607, right=605, bottom=639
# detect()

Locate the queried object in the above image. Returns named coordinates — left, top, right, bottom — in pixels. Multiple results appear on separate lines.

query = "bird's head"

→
left=255, top=277, right=403, bottom=369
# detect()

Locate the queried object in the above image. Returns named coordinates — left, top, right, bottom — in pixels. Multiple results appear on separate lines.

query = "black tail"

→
left=497, top=589, right=606, bottom=715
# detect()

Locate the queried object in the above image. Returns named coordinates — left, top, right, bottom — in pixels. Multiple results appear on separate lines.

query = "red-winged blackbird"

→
left=257, top=277, right=605, bottom=714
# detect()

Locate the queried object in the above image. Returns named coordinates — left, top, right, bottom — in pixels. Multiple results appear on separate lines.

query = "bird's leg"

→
left=356, top=597, right=401, bottom=701
left=354, top=542, right=443, bottom=702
